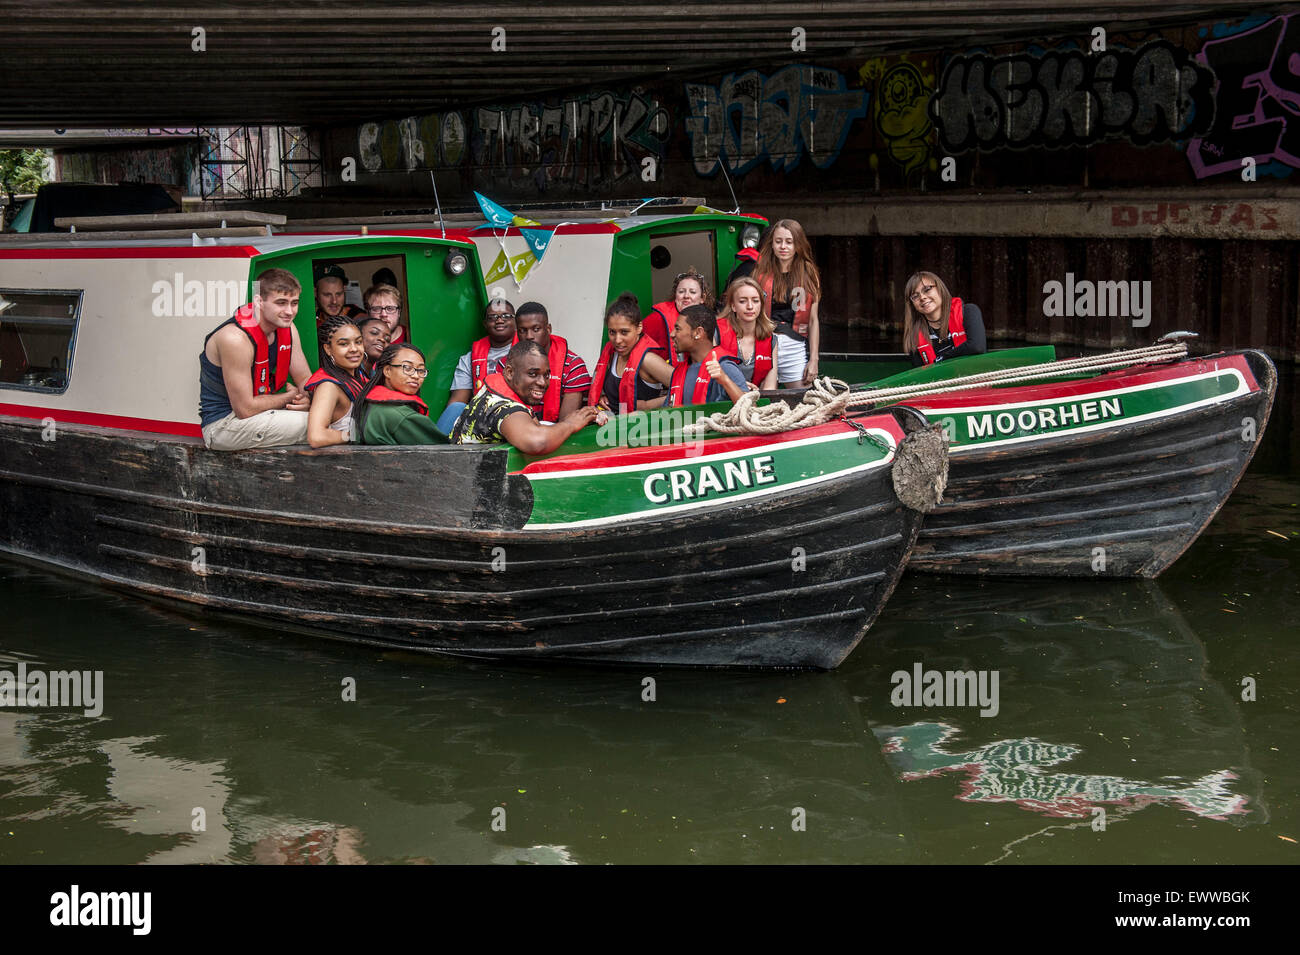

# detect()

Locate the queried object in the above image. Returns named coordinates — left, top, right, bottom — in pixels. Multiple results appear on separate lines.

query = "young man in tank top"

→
left=198, top=268, right=312, bottom=451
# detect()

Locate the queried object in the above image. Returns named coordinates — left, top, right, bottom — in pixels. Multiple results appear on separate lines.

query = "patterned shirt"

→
left=451, top=385, right=536, bottom=445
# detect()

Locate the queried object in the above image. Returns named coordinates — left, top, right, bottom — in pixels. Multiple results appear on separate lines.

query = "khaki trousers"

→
left=202, top=409, right=309, bottom=451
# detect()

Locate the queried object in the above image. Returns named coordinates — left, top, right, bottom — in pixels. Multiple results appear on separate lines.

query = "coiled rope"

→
left=683, top=339, right=1191, bottom=437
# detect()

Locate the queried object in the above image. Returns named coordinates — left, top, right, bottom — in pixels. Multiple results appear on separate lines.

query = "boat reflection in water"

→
left=0, top=564, right=1271, bottom=864
left=860, top=577, right=1263, bottom=860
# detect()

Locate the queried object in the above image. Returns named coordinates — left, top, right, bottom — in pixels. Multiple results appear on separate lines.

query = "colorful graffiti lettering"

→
left=1187, top=14, right=1300, bottom=178
left=932, top=41, right=1216, bottom=153
left=472, top=91, right=669, bottom=190
left=860, top=57, right=935, bottom=177
left=684, top=64, right=868, bottom=176
left=876, top=722, right=1248, bottom=821
left=359, top=113, right=467, bottom=173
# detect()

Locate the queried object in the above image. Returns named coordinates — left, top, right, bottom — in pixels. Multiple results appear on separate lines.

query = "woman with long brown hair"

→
left=901, top=271, right=987, bottom=367
left=587, top=292, right=673, bottom=414
left=751, top=219, right=821, bottom=387
left=715, top=276, right=777, bottom=390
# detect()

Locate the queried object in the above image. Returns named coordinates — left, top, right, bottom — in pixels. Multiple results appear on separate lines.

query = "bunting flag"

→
left=474, top=191, right=515, bottom=229
left=519, top=227, right=552, bottom=260
left=512, top=214, right=541, bottom=228
left=483, top=246, right=538, bottom=287
left=693, top=204, right=724, bottom=215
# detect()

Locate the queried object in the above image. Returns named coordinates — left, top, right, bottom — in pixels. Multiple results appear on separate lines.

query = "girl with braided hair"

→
left=305, top=315, right=367, bottom=448
left=353, top=342, right=447, bottom=444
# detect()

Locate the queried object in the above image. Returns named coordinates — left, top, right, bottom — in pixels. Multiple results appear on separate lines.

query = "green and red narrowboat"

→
left=0, top=219, right=944, bottom=668
left=798, top=344, right=1276, bottom=577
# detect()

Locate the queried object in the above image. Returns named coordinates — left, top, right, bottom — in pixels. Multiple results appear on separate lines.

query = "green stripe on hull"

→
left=918, top=370, right=1247, bottom=451
left=524, top=431, right=896, bottom=529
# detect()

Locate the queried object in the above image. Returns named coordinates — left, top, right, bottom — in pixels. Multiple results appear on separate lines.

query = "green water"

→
left=1, top=368, right=1296, bottom=864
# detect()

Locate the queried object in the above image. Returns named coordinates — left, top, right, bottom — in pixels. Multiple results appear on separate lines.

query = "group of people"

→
left=197, top=217, right=986, bottom=454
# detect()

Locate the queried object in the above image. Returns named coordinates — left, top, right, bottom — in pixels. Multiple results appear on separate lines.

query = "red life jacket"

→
left=525, top=335, right=568, bottom=422
left=759, top=273, right=812, bottom=338
left=588, top=336, right=655, bottom=415
left=716, top=318, right=774, bottom=385
left=363, top=384, right=429, bottom=416
left=642, top=300, right=680, bottom=363
left=915, top=297, right=967, bottom=366
left=227, top=304, right=293, bottom=395
left=303, top=367, right=366, bottom=403
left=668, top=347, right=734, bottom=407
left=471, top=335, right=516, bottom=391
left=483, top=371, right=532, bottom=411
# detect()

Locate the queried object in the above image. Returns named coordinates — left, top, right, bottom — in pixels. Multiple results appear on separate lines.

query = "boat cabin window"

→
left=648, top=231, right=716, bottom=303
left=0, top=289, right=81, bottom=393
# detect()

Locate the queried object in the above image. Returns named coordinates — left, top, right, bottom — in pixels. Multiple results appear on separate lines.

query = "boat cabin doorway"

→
left=647, top=230, right=716, bottom=305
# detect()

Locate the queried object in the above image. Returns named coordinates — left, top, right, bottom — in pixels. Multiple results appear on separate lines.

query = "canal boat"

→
left=781, top=343, right=1276, bottom=577
left=0, top=221, right=945, bottom=668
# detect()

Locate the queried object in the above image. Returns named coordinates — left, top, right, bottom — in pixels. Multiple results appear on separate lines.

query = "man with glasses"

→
left=363, top=282, right=407, bottom=346
left=442, top=299, right=518, bottom=430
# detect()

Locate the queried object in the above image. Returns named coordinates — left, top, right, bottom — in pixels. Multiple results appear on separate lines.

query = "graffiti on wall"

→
left=932, top=41, right=1216, bottom=153
left=359, top=113, right=468, bottom=173
left=472, top=91, right=670, bottom=189
left=1187, top=14, right=1300, bottom=179
left=358, top=91, right=669, bottom=191
left=56, top=145, right=198, bottom=195
left=859, top=57, right=936, bottom=177
left=684, top=64, right=868, bottom=176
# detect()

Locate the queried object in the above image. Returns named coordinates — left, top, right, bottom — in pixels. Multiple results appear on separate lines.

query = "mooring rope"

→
left=682, top=340, right=1191, bottom=437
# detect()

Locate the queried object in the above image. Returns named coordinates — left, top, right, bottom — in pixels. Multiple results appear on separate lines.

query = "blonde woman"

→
left=715, top=276, right=777, bottom=390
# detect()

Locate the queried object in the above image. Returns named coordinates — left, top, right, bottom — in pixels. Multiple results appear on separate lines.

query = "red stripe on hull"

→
left=0, top=247, right=258, bottom=259
left=517, top=417, right=903, bottom=475
left=0, top=402, right=202, bottom=438
left=909, top=355, right=1259, bottom=411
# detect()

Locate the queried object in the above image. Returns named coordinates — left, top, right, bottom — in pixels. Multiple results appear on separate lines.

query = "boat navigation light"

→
left=446, top=251, right=469, bottom=277
left=741, top=224, right=762, bottom=249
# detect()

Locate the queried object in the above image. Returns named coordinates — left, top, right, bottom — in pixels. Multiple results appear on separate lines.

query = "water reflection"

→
left=0, top=507, right=1291, bottom=864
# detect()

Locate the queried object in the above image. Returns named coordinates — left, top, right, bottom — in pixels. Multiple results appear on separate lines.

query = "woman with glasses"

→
left=902, top=271, right=987, bottom=367
left=751, top=219, right=822, bottom=387
left=363, top=283, right=407, bottom=346
left=354, top=343, right=447, bottom=444
left=642, top=268, right=712, bottom=364
left=305, top=315, right=368, bottom=448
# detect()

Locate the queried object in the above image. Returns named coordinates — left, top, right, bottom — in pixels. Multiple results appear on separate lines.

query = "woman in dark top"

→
left=586, top=292, right=673, bottom=414
left=902, top=271, right=988, bottom=367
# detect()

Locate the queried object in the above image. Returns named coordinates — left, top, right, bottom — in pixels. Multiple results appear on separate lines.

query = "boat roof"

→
left=0, top=231, right=479, bottom=255
left=0, top=209, right=766, bottom=252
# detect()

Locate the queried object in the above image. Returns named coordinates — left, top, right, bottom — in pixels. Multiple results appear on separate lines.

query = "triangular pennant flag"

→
left=483, top=248, right=513, bottom=285
left=693, top=204, right=724, bottom=215
left=474, top=191, right=515, bottom=229
left=519, top=227, right=552, bottom=260
left=507, top=248, right=538, bottom=284
left=511, top=214, right=541, bottom=228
